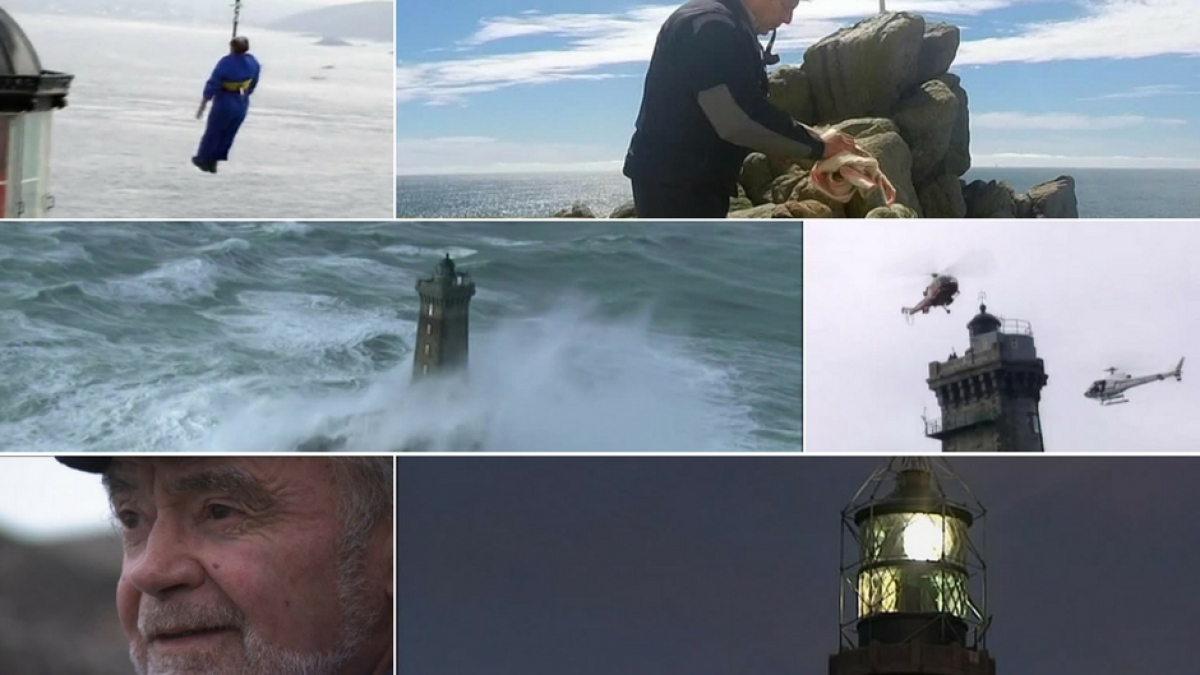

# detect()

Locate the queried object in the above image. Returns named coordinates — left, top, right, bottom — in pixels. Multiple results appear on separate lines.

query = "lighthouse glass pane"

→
left=860, top=512, right=969, bottom=566
left=1, top=113, right=15, bottom=214
left=857, top=565, right=970, bottom=619
left=0, top=115, right=9, bottom=217
left=18, top=112, right=49, bottom=218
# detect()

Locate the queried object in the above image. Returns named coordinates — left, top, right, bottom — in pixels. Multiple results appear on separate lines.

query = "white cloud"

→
left=399, top=0, right=1200, bottom=105
left=972, top=152, right=1200, bottom=169
left=397, top=0, right=1024, bottom=106
left=958, top=0, right=1200, bottom=64
left=973, top=112, right=1188, bottom=130
left=1081, top=84, right=1199, bottom=100
left=396, top=136, right=625, bottom=174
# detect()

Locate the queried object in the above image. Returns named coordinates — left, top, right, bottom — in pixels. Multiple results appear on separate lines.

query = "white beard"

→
left=132, top=552, right=381, bottom=675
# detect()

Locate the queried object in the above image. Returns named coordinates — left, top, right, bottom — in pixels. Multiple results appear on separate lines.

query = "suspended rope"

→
left=231, top=0, right=243, bottom=38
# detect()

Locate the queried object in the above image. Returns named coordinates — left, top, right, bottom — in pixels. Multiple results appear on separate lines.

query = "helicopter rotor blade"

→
left=940, top=250, right=997, bottom=278
left=879, top=249, right=997, bottom=280
left=1096, top=349, right=1161, bottom=376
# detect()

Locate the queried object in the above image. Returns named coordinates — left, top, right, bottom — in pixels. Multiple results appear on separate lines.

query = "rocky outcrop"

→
left=609, top=201, right=637, bottom=218
left=552, top=202, right=596, bottom=218
left=1025, top=175, right=1079, bottom=218
left=550, top=12, right=1076, bottom=219
left=735, top=12, right=1076, bottom=219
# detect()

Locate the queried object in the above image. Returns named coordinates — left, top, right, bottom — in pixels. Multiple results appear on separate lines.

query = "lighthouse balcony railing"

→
left=924, top=406, right=1001, bottom=437
left=0, top=71, right=74, bottom=96
left=996, top=318, right=1032, bottom=336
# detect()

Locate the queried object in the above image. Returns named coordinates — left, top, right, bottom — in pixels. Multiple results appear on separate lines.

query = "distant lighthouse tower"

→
left=924, top=301, right=1048, bottom=452
left=412, top=253, right=475, bottom=381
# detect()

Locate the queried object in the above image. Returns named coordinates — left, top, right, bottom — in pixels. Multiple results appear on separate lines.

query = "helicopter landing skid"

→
left=1100, top=396, right=1130, bottom=406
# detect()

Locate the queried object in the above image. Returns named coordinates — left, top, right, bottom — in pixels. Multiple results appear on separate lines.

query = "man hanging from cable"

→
left=192, top=35, right=261, bottom=174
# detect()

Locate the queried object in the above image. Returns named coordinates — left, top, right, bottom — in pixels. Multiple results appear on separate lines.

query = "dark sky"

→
left=397, top=456, right=1200, bottom=675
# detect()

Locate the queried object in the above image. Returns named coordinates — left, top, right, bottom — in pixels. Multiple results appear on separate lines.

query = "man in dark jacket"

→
left=623, top=0, right=855, bottom=217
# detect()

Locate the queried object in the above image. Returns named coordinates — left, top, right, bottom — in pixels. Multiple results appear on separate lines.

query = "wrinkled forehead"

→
left=102, top=457, right=316, bottom=507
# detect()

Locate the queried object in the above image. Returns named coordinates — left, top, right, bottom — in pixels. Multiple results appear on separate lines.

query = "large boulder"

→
left=769, top=172, right=806, bottom=203
left=609, top=200, right=637, bottom=218
left=728, top=195, right=754, bottom=212
left=916, top=22, right=960, bottom=82
left=767, top=65, right=816, bottom=124
left=893, top=77, right=959, bottom=184
left=779, top=200, right=833, bottom=218
left=941, top=73, right=971, bottom=176
left=866, top=204, right=918, bottom=218
left=804, top=12, right=927, bottom=123
left=728, top=203, right=783, bottom=218
left=552, top=203, right=596, bottom=218
left=739, top=153, right=775, bottom=204
left=962, top=180, right=1016, bottom=218
left=1025, top=175, right=1079, bottom=218
left=918, top=173, right=967, bottom=218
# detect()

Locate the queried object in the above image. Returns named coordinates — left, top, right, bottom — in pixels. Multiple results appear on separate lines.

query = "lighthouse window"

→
left=427, top=304, right=433, bottom=316
left=422, top=365, right=428, bottom=375
left=425, top=324, right=431, bottom=335
left=424, top=344, right=430, bottom=356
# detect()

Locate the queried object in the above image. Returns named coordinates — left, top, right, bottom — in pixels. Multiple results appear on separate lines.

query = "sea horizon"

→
left=396, top=166, right=1200, bottom=219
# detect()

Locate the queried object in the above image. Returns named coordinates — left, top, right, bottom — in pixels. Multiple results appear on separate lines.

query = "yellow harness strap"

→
left=221, top=78, right=253, bottom=93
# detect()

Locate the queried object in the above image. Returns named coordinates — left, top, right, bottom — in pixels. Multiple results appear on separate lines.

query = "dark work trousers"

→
left=630, top=180, right=730, bottom=218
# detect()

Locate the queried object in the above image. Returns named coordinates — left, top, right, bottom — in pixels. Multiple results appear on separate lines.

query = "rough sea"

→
left=396, top=168, right=1200, bottom=219
left=0, top=222, right=802, bottom=452
left=17, top=13, right=395, bottom=219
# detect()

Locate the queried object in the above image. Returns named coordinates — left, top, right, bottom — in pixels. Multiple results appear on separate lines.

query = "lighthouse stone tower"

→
left=412, top=253, right=475, bottom=381
left=924, top=304, right=1048, bottom=452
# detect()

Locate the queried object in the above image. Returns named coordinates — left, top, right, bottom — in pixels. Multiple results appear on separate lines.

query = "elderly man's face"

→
left=109, top=457, right=389, bottom=675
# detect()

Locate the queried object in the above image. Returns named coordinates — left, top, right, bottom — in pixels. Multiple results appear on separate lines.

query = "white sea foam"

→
left=193, top=298, right=756, bottom=452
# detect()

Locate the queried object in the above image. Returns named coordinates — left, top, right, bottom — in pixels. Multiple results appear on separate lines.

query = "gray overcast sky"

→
left=0, top=458, right=111, bottom=542
left=398, top=456, right=1200, bottom=675
left=804, top=219, right=1200, bottom=452
left=13, top=0, right=354, bottom=21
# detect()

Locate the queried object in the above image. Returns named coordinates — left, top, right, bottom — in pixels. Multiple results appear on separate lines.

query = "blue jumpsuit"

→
left=194, top=53, right=261, bottom=168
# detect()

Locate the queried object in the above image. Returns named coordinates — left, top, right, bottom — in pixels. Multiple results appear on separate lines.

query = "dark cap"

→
left=56, top=457, right=113, bottom=473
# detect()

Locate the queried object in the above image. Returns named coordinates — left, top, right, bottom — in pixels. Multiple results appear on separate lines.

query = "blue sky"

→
left=396, top=0, right=1200, bottom=174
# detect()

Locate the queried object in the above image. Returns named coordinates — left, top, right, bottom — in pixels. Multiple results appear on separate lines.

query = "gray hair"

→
left=327, top=456, right=393, bottom=557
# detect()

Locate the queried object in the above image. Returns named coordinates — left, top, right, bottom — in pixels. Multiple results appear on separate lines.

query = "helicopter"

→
left=1084, top=358, right=1184, bottom=406
left=901, top=273, right=960, bottom=320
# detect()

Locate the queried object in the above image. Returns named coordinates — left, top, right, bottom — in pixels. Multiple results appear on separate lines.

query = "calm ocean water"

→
left=0, top=222, right=801, bottom=452
left=18, top=13, right=394, bottom=219
left=396, top=168, right=1200, bottom=218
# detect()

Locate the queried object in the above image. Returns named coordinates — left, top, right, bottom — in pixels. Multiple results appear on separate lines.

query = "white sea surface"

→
left=16, top=13, right=394, bottom=219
